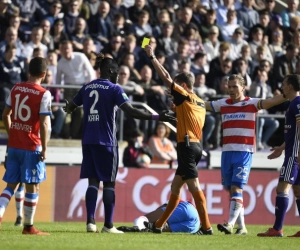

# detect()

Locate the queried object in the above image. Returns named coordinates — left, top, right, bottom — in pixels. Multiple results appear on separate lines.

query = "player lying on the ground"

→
left=117, top=200, right=200, bottom=233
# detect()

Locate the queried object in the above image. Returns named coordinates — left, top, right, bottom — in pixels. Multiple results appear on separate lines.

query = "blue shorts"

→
left=221, top=151, right=252, bottom=189
left=3, top=148, right=46, bottom=184
left=279, top=155, right=300, bottom=185
left=81, top=144, right=119, bottom=182
left=163, top=201, right=200, bottom=233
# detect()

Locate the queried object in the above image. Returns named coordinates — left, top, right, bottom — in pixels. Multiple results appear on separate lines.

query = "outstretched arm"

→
left=260, top=94, right=287, bottom=110
left=144, top=45, right=173, bottom=89
left=120, top=102, right=176, bottom=123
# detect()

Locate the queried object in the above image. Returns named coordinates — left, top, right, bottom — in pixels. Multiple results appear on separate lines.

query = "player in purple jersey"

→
left=63, top=53, right=176, bottom=234
left=258, top=74, right=300, bottom=237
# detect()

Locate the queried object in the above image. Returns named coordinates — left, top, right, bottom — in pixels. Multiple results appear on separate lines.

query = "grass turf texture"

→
left=0, top=223, right=299, bottom=250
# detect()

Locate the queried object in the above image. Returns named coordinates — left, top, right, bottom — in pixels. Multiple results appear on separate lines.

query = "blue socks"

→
left=85, top=185, right=98, bottom=224
left=273, top=193, right=289, bottom=231
left=103, top=187, right=115, bottom=228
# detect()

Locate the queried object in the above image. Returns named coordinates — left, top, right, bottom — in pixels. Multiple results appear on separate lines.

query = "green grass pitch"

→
left=0, top=223, right=299, bottom=250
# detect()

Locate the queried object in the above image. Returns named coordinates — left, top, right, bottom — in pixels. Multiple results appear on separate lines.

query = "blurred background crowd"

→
left=0, top=0, right=299, bottom=166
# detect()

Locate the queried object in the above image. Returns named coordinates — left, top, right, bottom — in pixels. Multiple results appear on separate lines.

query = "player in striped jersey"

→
left=258, top=74, right=300, bottom=237
left=205, top=74, right=287, bottom=235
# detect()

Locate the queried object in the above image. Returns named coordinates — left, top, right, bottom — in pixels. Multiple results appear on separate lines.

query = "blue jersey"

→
left=73, top=79, right=129, bottom=146
left=284, top=97, right=300, bottom=157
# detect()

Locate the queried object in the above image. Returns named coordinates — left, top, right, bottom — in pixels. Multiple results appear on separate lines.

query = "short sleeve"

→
left=114, top=84, right=130, bottom=107
left=210, top=99, right=224, bottom=112
left=40, top=90, right=52, bottom=115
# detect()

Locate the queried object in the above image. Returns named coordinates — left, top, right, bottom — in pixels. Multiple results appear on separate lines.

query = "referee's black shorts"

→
left=175, top=142, right=202, bottom=180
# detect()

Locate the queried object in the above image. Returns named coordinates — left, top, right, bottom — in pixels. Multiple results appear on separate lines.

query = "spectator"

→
left=46, top=50, right=58, bottom=84
left=283, top=16, right=300, bottom=46
left=117, top=65, right=144, bottom=97
left=111, top=13, right=132, bottom=38
left=44, top=0, right=63, bottom=26
left=138, top=65, right=167, bottom=112
left=63, top=0, right=81, bottom=36
left=249, top=69, right=279, bottom=150
left=43, top=69, right=65, bottom=139
left=123, top=129, right=153, bottom=168
left=181, top=22, right=204, bottom=59
left=82, top=37, right=97, bottom=61
left=88, top=1, right=112, bottom=47
left=208, top=58, right=232, bottom=95
left=280, top=0, right=300, bottom=27
left=40, top=19, right=54, bottom=51
left=216, top=0, right=236, bottom=27
left=24, top=27, right=48, bottom=59
left=249, top=9, right=272, bottom=44
left=187, top=0, right=206, bottom=27
left=233, top=44, right=254, bottom=76
left=156, top=22, right=177, bottom=57
left=128, top=0, right=154, bottom=26
left=123, top=34, right=140, bottom=59
left=51, top=18, right=69, bottom=52
left=131, top=10, right=152, bottom=39
left=0, top=44, right=26, bottom=86
left=0, top=27, right=26, bottom=60
left=207, top=41, right=231, bottom=83
left=220, top=9, right=240, bottom=42
left=172, top=6, right=194, bottom=41
left=199, top=8, right=223, bottom=42
left=32, top=47, right=44, bottom=58
left=0, top=0, right=12, bottom=41
left=234, top=58, right=252, bottom=95
left=8, top=15, right=27, bottom=43
left=166, top=39, right=191, bottom=77
left=249, top=27, right=273, bottom=65
left=152, top=9, right=171, bottom=38
left=122, top=52, right=141, bottom=82
left=12, top=0, right=46, bottom=31
left=273, top=43, right=299, bottom=88
left=229, top=27, right=248, bottom=61
left=109, top=0, right=128, bottom=21
left=237, top=0, right=259, bottom=39
left=203, top=25, right=221, bottom=62
left=85, top=0, right=100, bottom=17
left=56, top=40, right=95, bottom=139
left=264, top=0, right=278, bottom=20
left=191, top=52, right=209, bottom=75
left=148, top=122, right=177, bottom=165
left=269, top=28, right=284, bottom=60
left=70, top=17, right=88, bottom=52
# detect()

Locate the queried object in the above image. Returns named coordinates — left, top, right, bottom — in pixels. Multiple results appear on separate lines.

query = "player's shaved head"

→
left=29, top=57, right=48, bottom=77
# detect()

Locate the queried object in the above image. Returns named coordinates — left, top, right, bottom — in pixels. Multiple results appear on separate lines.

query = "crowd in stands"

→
left=0, top=0, right=299, bottom=156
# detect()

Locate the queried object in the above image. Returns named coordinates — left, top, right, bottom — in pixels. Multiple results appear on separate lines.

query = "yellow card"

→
left=141, top=37, right=150, bottom=48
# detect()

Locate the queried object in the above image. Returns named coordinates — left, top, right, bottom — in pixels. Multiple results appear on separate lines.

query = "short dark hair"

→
left=284, top=74, right=300, bottom=92
left=5, top=43, right=16, bottom=52
left=96, top=52, right=118, bottom=75
left=28, top=57, right=48, bottom=77
left=174, top=72, right=195, bottom=89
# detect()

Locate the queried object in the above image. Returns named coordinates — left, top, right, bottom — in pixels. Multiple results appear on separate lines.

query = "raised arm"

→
left=144, top=45, right=173, bottom=89
left=260, top=94, right=287, bottom=110
left=205, top=101, right=214, bottom=112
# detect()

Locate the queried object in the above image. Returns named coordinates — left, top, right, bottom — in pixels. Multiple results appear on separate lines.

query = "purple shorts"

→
left=279, top=155, right=300, bottom=185
left=80, top=144, right=119, bottom=182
